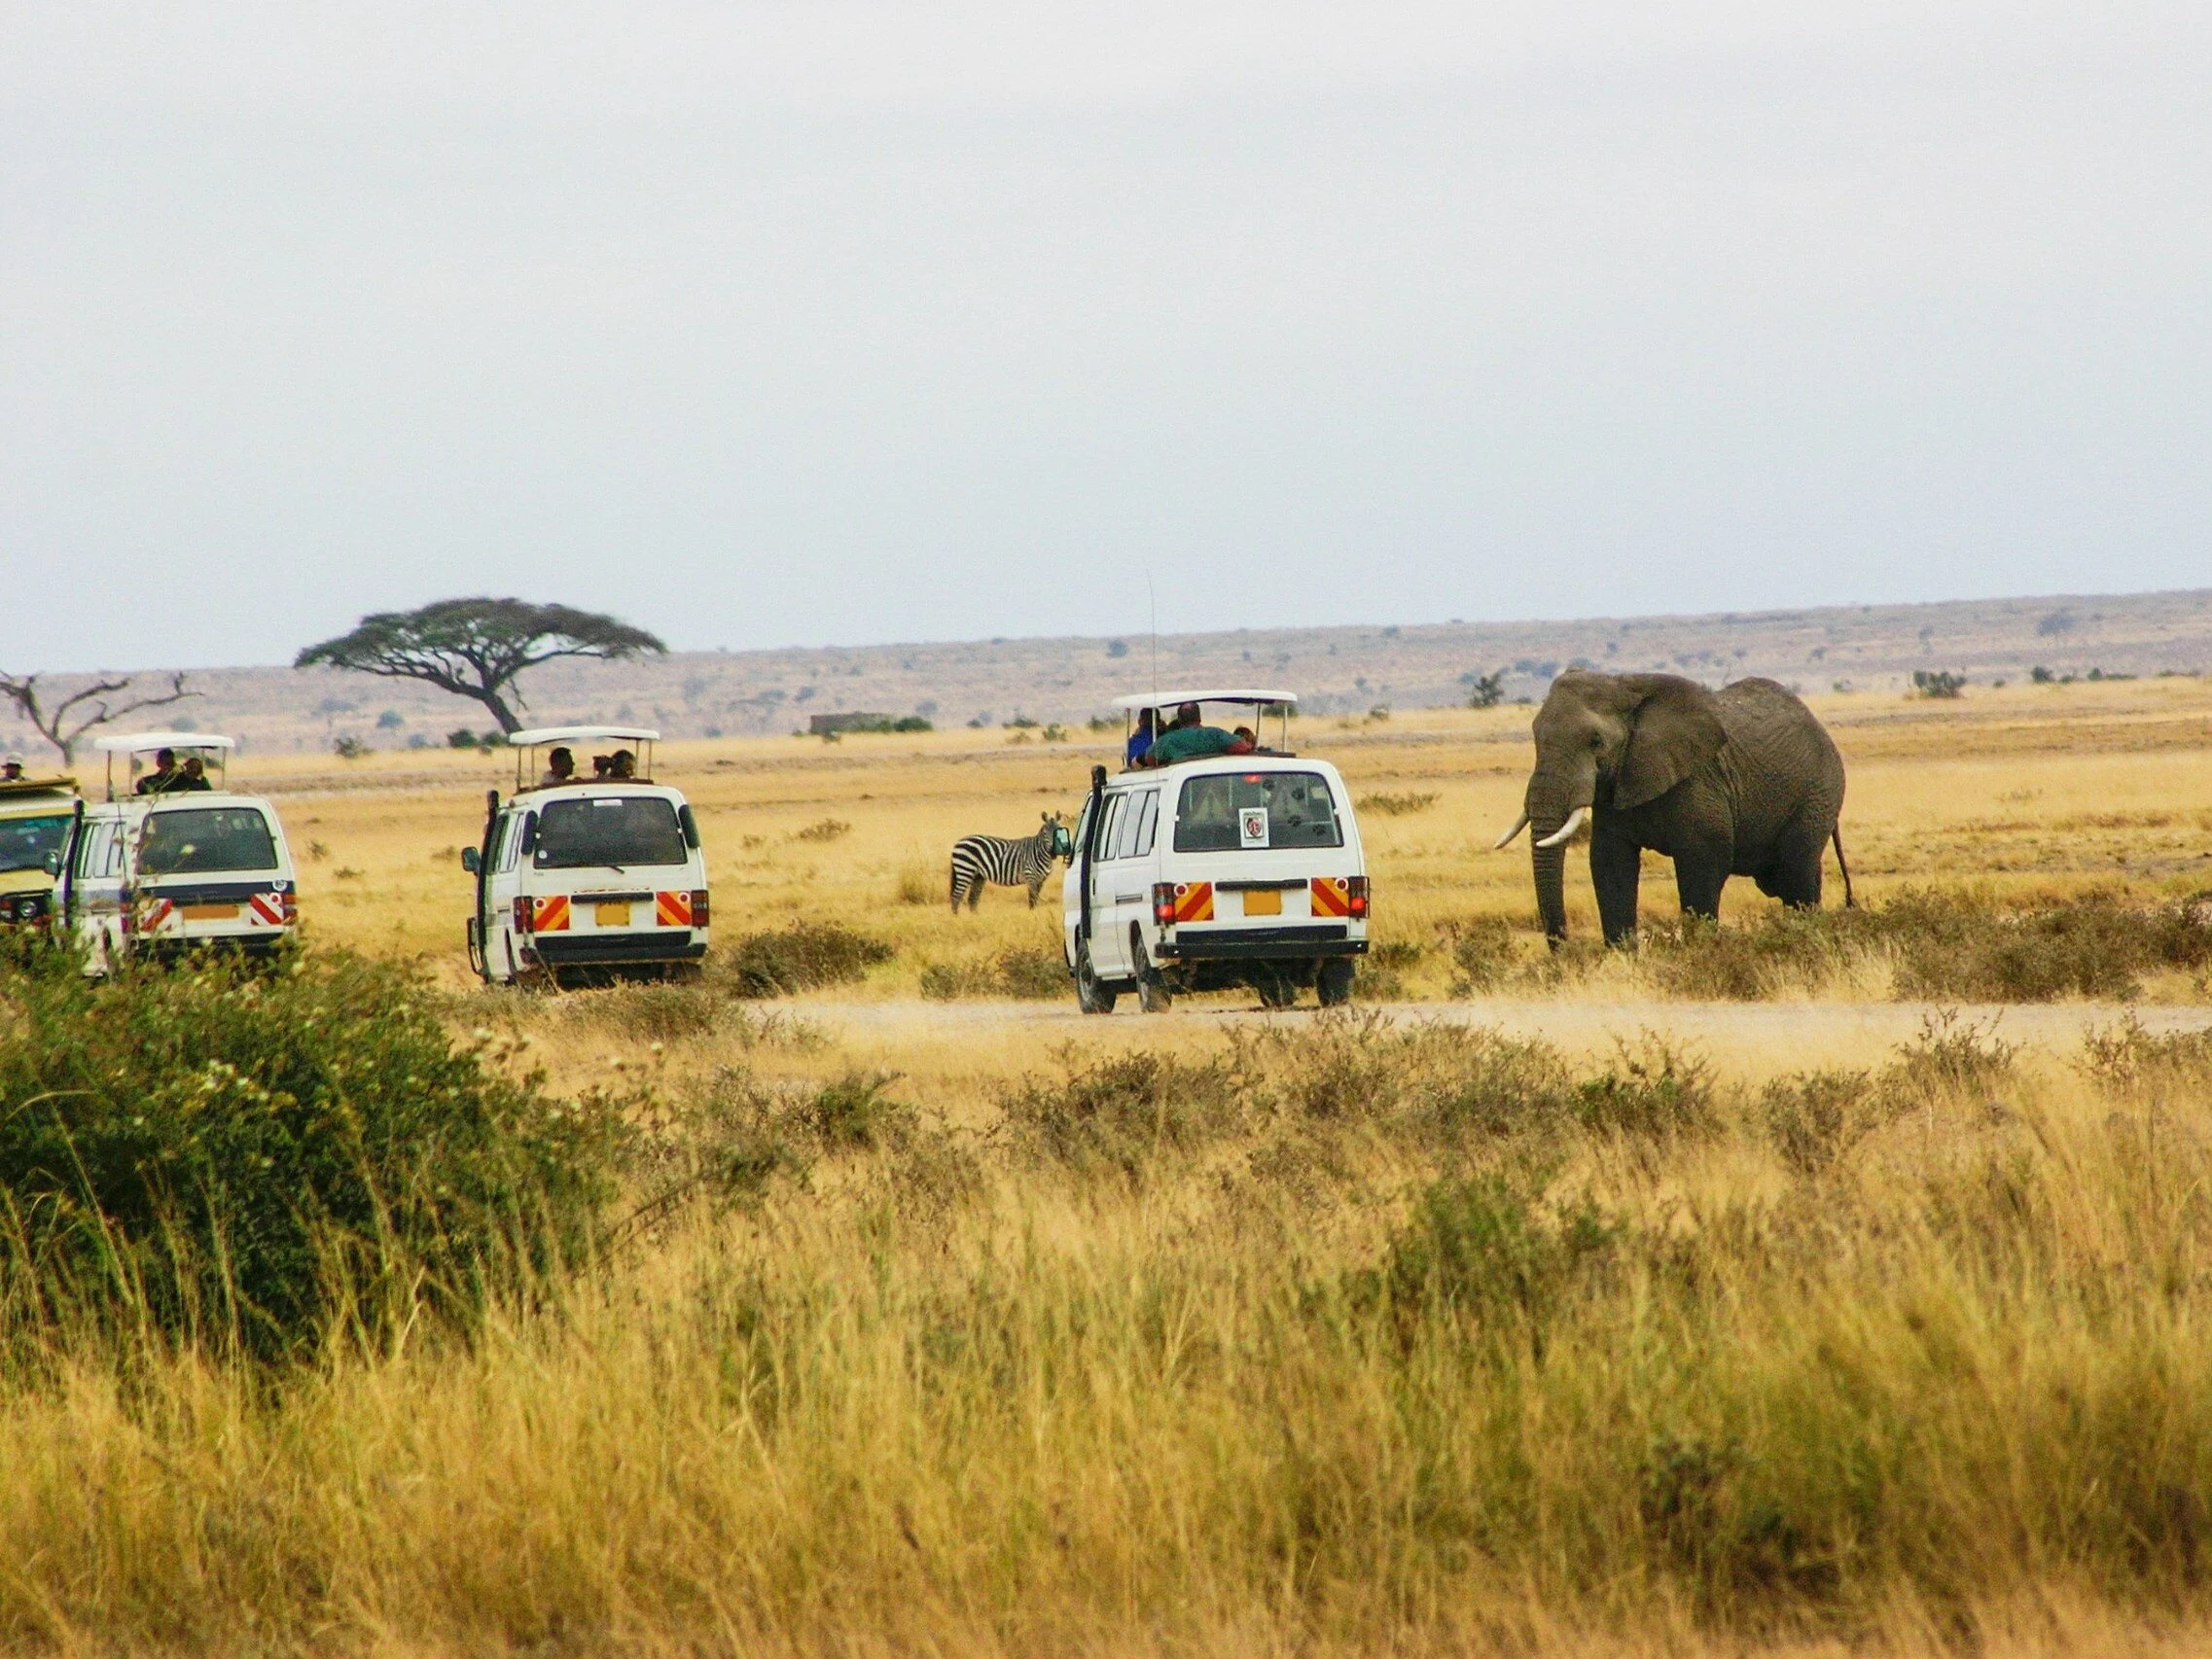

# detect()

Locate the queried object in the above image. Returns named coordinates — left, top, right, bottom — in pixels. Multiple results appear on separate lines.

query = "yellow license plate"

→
left=1241, top=889, right=1282, bottom=917
left=594, top=901, right=631, bottom=928
left=181, top=904, right=238, bottom=921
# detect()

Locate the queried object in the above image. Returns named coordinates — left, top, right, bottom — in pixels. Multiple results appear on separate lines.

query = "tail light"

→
left=513, top=896, right=534, bottom=935
left=280, top=891, right=299, bottom=925
left=120, top=892, right=134, bottom=935
left=1347, top=876, right=1370, bottom=920
left=1153, top=883, right=1176, bottom=926
left=691, top=889, right=710, bottom=928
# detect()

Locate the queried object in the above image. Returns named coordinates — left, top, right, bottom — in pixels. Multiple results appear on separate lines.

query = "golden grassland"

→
left=11, top=676, right=2212, bottom=1655
left=263, top=675, right=2212, bottom=1003
left=14, top=1006, right=2212, bottom=1655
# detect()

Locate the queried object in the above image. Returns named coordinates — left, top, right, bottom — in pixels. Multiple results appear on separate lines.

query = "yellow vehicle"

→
left=0, top=766, right=82, bottom=929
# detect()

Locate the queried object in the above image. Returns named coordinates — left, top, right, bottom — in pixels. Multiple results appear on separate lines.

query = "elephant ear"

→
left=1615, top=678, right=1728, bottom=810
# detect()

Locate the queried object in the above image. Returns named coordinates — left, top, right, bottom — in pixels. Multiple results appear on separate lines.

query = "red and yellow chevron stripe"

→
left=1171, top=882, right=1214, bottom=924
left=1309, top=877, right=1352, bottom=918
left=532, top=895, right=571, bottom=933
left=656, top=890, right=693, bottom=928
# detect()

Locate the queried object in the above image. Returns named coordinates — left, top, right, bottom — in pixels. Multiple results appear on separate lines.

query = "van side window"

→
left=495, top=814, right=520, bottom=873
left=1133, top=790, right=1160, bottom=857
left=1099, top=795, right=1130, bottom=861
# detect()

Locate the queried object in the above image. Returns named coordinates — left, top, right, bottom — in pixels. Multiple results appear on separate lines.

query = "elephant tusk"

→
left=1492, top=813, right=1529, bottom=849
left=1534, top=806, right=1590, bottom=849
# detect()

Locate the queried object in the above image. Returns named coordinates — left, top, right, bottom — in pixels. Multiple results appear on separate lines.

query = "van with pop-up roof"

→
left=65, top=733, right=299, bottom=971
left=464, top=726, right=710, bottom=986
left=1062, top=690, right=1369, bottom=1011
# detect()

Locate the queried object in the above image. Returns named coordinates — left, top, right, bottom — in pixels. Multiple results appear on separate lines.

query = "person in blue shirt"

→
left=1124, top=708, right=1159, bottom=768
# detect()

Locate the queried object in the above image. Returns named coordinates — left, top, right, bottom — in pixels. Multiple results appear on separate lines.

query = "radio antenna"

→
left=1146, top=567, right=1159, bottom=703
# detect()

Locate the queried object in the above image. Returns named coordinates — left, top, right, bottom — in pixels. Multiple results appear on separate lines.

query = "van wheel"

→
left=1135, top=943, right=1172, bottom=1014
left=1316, top=960, right=1355, bottom=1006
left=1252, top=966, right=1298, bottom=1008
left=1075, top=944, right=1118, bottom=1014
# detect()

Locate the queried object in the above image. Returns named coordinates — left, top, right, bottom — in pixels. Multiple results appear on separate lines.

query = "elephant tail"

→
left=1833, top=826, right=1856, bottom=909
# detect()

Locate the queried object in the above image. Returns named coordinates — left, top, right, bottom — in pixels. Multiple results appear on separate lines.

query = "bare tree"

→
left=295, top=598, right=666, bottom=733
left=0, top=670, right=198, bottom=765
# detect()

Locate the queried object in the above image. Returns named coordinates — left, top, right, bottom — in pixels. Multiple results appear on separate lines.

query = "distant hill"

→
left=9, top=588, right=2210, bottom=759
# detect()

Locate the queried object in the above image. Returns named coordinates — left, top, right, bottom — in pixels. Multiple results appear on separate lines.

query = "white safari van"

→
left=463, top=726, right=710, bottom=987
left=0, top=768, right=81, bottom=932
left=65, top=733, right=299, bottom=971
left=1063, top=690, right=1369, bottom=1012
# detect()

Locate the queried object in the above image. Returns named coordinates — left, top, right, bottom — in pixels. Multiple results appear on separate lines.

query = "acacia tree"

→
left=0, top=670, right=197, bottom=764
left=295, top=598, right=666, bottom=734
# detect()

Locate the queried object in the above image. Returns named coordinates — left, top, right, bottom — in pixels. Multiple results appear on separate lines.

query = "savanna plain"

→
left=10, top=677, right=2212, bottom=1656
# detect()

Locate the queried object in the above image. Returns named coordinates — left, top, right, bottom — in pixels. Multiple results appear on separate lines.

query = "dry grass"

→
left=11, top=1011, right=2212, bottom=1652
left=12, top=676, right=2212, bottom=1653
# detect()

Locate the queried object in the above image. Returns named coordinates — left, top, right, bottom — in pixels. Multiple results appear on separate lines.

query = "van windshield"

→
left=0, top=814, right=72, bottom=875
left=138, top=807, right=279, bottom=875
left=535, top=796, right=688, bottom=869
left=1173, top=772, right=1343, bottom=852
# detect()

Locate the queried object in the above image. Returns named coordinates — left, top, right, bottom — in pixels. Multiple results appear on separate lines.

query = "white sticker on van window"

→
left=1239, top=807, right=1269, bottom=847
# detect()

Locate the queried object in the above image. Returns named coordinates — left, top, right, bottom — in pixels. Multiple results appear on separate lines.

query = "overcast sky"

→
left=4, top=1, right=2208, bottom=672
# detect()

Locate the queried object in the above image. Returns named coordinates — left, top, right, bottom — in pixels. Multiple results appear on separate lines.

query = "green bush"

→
left=0, top=948, right=618, bottom=1358
left=919, top=947, right=1067, bottom=1001
left=721, top=923, right=892, bottom=999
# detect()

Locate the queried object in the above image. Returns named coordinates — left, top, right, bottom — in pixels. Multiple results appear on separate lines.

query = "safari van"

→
left=1063, top=689, right=1368, bottom=1012
left=66, top=733, right=299, bottom=971
left=464, top=726, right=710, bottom=986
left=0, top=768, right=81, bottom=931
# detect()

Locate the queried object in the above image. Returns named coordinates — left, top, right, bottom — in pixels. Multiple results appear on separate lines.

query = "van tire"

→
left=1252, top=966, right=1298, bottom=1008
left=1134, top=939, right=1172, bottom=1014
left=1075, top=945, right=1118, bottom=1014
left=1316, top=959, right=1355, bottom=1007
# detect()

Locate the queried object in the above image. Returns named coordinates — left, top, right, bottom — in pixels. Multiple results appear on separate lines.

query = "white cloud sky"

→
left=3, top=1, right=2208, bottom=669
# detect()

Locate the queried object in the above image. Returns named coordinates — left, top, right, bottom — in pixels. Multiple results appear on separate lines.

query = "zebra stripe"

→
left=950, top=813, right=1067, bottom=911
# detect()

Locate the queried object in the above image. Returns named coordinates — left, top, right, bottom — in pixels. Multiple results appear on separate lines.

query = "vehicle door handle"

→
left=1112, top=892, right=1144, bottom=902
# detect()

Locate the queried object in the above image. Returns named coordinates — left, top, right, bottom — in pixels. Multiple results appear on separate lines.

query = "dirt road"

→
left=815, top=996, right=2212, bottom=1074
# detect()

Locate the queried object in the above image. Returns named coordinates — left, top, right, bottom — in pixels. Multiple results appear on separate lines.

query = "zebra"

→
left=950, top=812, right=1071, bottom=911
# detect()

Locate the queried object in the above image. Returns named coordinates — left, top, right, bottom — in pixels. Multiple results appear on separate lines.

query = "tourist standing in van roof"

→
left=1, top=754, right=22, bottom=782
left=134, top=748, right=181, bottom=794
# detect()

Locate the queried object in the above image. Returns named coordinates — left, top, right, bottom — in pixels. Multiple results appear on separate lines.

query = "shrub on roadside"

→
left=720, top=922, right=893, bottom=999
left=0, top=948, right=619, bottom=1358
left=919, top=947, right=1066, bottom=1001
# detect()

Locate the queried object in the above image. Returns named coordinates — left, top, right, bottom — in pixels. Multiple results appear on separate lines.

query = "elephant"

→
left=1494, top=671, right=1852, bottom=946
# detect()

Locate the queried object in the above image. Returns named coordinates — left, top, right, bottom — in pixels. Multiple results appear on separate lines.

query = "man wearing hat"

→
left=0, top=754, right=24, bottom=783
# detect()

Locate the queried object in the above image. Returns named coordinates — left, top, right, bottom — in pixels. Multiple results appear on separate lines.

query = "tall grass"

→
left=7, top=1010, right=2212, bottom=1650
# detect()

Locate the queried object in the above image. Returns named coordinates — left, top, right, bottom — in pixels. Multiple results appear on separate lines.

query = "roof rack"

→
left=509, top=725, right=660, bottom=792
left=1111, top=689, right=1298, bottom=768
left=91, top=732, right=233, bottom=799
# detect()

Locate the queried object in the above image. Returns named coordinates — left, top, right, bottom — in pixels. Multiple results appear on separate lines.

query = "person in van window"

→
left=590, top=755, right=613, bottom=779
left=608, top=750, right=637, bottom=779
left=1, top=754, right=23, bottom=782
left=1124, top=708, right=1158, bottom=768
left=1228, top=726, right=1258, bottom=756
left=540, top=747, right=576, bottom=788
left=176, top=756, right=213, bottom=791
left=135, top=749, right=181, bottom=794
left=1140, top=712, right=1240, bottom=767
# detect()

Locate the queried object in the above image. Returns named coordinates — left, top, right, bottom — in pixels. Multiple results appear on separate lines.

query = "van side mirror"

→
left=42, top=850, right=61, bottom=878
left=460, top=847, right=481, bottom=874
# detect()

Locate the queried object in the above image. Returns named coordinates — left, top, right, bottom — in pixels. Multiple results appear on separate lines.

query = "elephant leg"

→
left=1589, top=821, right=1643, bottom=947
left=1764, top=827, right=1827, bottom=909
left=1673, top=840, right=1730, bottom=921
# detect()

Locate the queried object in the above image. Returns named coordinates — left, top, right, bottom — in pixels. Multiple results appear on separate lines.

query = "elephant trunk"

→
left=1523, top=769, right=1590, bottom=947
left=1532, top=834, right=1569, bottom=944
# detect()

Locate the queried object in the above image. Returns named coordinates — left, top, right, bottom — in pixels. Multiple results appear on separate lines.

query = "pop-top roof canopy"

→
left=508, top=725, right=660, bottom=747
left=1109, top=688, right=1296, bottom=712
left=92, top=731, right=236, bottom=754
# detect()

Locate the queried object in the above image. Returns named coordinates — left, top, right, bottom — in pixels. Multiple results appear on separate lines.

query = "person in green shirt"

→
left=1138, top=706, right=1259, bottom=766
